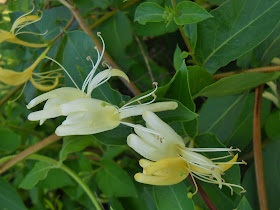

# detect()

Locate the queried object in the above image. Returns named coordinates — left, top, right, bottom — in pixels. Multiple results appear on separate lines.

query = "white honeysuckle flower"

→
left=128, top=111, right=246, bottom=196
left=27, top=33, right=178, bottom=136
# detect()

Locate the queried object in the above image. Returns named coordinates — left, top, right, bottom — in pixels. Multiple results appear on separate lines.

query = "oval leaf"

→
left=174, top=1, right=212, bottom=25
left=135, top=2, right=165, bottom=25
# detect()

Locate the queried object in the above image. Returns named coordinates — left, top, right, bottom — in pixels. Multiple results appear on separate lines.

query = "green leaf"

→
left=265, top=109, right=280, bottom=139
left=236, top=196, right=252, bottom=210
left=0, top=177, right=27, bottom=210
left=19, top=161, right=55, bottom=190
left=183, top=23, right=197, bottom=50
left=97, top=11, right=133, bottom=59
left=195, top=0, right=280, bottom=73
left=198, top=94, right=247, bottom=143
left=94, top=125, right=131, bottom=145
left=174, top=1, right=212, bottom=25
left=135, top=2, right=165, bottom=25
left=0, top=127, right=21, bottom=154
left=225, top=94, right=270, bottom=149
left=134, top=21, right=178, bottom=37
left=37, top=169, right=74, bottom=190
left=194, top=72, right=280, bottom=98
left=96, top=159, right=137, bottom=197
left=254, top=23, right=280, bottom=66
left=243, top=139, right=280, bottom=210
left=59, top=135, right=96, bottom=162
left=188, top=65, right=215, bottom=96
left=153, top=182, right=195, bottom=210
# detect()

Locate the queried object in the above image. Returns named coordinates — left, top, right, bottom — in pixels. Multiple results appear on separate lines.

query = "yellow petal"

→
left=0, top=29, right=14, bottom=43
left=135, top=157, right=189, bottom=186
left=111, top=69, right=130, bottom=82
left=29, top=76, right=59, bottom=91
left=6, top=37, right=48, bottom=48
left=217, top=154, right=238, bottom=172
left=0, top=69, right=31, bottom=85
left=11, top=15, right=40, bottom=33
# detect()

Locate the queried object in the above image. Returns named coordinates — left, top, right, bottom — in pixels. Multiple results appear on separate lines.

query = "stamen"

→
left=210, top=154, right=233, bottom=161
left=119, top=82, right=158, bottom=112
left=120, top=121, right=160, bottom=136
left=187, top=147, right=240, bottom=152
left=185, top=163, right=198, bottom=198
left=44, top=56, right=80, bottom=90
left=8, top=82, right=27, bottom=103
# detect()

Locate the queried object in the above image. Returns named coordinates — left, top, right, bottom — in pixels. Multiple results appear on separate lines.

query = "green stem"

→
left=0, top=154, right=102, bottom=210
left=171, top=0, right=198, bottom=64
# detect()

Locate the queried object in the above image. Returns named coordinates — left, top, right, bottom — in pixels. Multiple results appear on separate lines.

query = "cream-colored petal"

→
left=27, top=87, right=84, bottom=109
left=28, top=107, right=61, bottom=123
left=119, top=102, right=178, bottom=119
left=134, top=125, right=159, bottom=148
left=139, top=159, right=153, bottom=168
left=142, top=111, right=184, bottom=146
left=127, top=134, right=158, bottom=160
left=87, top=69, right=129, bottom=94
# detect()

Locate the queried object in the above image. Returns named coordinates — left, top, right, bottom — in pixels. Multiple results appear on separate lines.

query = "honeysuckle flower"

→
left=27, top=33, right=178, bottom=136
left=128, top=111, right=246, bottom=195
left=0, top=47, right=60, bottom=91
left=0, top=6, right=47, bottom=48
left=135, top=157, right=189, bottom=185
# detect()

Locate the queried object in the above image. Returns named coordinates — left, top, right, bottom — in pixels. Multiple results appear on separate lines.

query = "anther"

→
left=231, top=189, right=233, bottom=195
left=137, top=100, right=141, bottom=104
left=94, top=46, right=98, bottom=50
left=153, top=82, right=158, bottom=87
left=97, top=32, right=101, bottom=36
left=241, top=190, right=247, bottom=193
left=220, top=172, right=225, bottom=175
left=237, top=148, right=241, bottom=152
left=228, top=151, right=234, bottom=156
left=242, top=160, right=247, bottom=165
left=86, top=56, right=91, bottom=61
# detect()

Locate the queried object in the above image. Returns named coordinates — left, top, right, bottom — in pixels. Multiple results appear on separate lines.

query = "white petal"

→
left=27, top=87, right=84, bottom=109
left=127, top=134, right=159, bottom=161
left=142, top=111, right=184, bottom=146
left=134, top=126, right=159, bottom=148
left=119, top=102, right=178, bottom=119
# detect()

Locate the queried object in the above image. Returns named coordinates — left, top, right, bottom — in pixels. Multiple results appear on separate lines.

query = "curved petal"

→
left=29, top=76, right=59, bottom=91
left=0, top=68, right=30, bottom=85
left=217, top=154, right=238, bottom=172
left=11, top=15, right=40, bottom=33
left=142, top=111, right=184, bottom=146
left=119, top=102, right=178, bottom=119
left=27, top=87, right=84, bottom=109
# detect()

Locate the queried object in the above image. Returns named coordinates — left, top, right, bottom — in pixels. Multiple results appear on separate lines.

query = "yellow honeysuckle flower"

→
left=0, top=47, right=60, bottom=91
left=0, top=6, right=47, bottom=48
left=27, top=33, right=178, bottom=136
left=135, top=157, right=189, bottom=186
left=128, top=111, right=247, bottom=195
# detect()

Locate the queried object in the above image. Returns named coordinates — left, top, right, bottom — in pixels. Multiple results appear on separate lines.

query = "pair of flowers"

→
left=27, top=33, right=246, bottom=196
left=0, top=7, right=60, bottom=92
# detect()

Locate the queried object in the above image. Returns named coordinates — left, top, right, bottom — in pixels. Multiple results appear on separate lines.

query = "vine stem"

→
left=90, top=0, right=142, bottom=29
left=0, top=134, right=62, bottom=174
left=188, top=177, right=217, bottom=210
left=213, top=65, right=280, bottom=80
left=253, top=85, right=268, bottom=210
left=171, top=0, right=198, bottom=64
left=60, top=0, right=141, bottom=96
left=0, top=154, right=102, bottom=210
left=133, top=32, right=155, bottom=84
